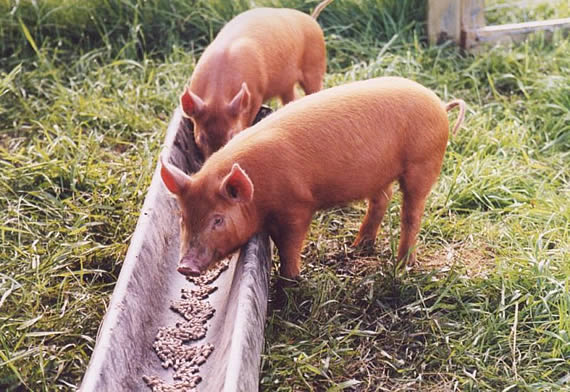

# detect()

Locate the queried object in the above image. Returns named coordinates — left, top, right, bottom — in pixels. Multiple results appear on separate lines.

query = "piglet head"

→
left=180, top=82, right=252, bottom=158
left=160, top=154, right=256, bottom=276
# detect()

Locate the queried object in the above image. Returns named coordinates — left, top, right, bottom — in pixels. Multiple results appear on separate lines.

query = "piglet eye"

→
left=212, top=215, right=224, bottom=228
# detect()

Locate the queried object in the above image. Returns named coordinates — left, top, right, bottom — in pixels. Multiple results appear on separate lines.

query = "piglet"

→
left=180, top=0, right=332, bottom=158
left=161, top=77, right=466, bottom=279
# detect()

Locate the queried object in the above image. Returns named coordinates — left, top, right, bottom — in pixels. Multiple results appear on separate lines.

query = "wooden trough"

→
left=80, top=106, right=273, bottom=391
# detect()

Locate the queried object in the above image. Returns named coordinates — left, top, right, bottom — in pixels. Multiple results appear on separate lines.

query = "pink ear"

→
left=228, top=82, right=250, bottom=117
left=220, top=163, right=254, bottom=203
left=160, top=153, right=191, bottom=195
left=180, top=89, right=205, bottom=118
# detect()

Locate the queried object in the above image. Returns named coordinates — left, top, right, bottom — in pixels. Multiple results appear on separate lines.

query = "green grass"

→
left=1, top=0, right=569, bottom=390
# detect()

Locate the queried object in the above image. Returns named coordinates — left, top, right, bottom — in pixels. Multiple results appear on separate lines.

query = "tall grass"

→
left=0, top=0, right=236, bottom=63
left=1, top=0, right=568, bottom=390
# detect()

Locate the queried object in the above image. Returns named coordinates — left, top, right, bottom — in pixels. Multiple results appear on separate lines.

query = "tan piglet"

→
left=162, top=77, right=466, bottom=279
left=180, top=0, right=332, bottom=158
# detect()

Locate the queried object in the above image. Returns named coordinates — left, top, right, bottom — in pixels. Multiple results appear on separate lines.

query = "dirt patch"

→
left=418, top=242, right=496, bottom=278
left=308, top=235, right=495, bottom=279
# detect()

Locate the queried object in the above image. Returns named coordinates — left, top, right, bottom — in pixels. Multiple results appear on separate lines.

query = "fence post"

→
left=461, top=0, right=486, bottom=48
left=428, top=0, right=461, bottom=45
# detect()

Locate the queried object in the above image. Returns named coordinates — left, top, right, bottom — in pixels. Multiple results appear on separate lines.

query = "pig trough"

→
left=80, top=107, right=273, bottom=391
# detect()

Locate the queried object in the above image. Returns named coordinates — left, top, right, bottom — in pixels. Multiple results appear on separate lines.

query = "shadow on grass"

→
left=262, top=238, right=568, bottom=391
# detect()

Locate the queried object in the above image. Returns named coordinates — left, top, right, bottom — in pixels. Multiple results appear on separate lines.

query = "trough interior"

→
left=80, top=107, right=272, bottom=391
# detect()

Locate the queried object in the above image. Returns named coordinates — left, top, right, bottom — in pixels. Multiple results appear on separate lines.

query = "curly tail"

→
left=311, top=0, right=333, bottom=19
left=445, top=99, right=466, bottom=136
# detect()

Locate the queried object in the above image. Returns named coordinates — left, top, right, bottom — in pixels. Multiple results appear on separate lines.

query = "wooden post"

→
left=428, top=0, right=461, bottom=45
left=461, top=0, right=486, bottom=48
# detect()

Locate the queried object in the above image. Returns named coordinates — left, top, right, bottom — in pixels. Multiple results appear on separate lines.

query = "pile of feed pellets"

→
left=143, top=258, right=230, bottom=391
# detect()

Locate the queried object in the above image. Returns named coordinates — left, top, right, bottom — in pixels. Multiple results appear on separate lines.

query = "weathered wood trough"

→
left=80, top=107, right=273, bottom=391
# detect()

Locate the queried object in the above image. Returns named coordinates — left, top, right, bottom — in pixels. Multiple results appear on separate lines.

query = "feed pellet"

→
left=143, top=258, right=230, bottom=391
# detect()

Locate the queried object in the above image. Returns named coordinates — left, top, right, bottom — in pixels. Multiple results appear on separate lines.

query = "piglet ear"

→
left=219, top=163, right=254, bottom=203
left=180, top=89, right=205, bottom=118
left=228, top=82, right=250, bottom=117
left=160, top=153, right=191, bottom=195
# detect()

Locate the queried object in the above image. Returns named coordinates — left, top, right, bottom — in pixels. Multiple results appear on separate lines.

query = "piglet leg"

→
left=397, top=163, right=441, bottom=265
left=271, top=209, right=313, bottom=279
left=353, top=184, right=393, bottom=248
left=280, top=88, right=297, bottom=105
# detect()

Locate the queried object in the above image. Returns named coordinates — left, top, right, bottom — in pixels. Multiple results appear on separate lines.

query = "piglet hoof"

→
left=351, top=236, right=376, bottom=254
left=396, top=252, right=417, bottom=269
left=271, top=275, right=301, bottom=310
left=405, top=256, right=417, bottom=267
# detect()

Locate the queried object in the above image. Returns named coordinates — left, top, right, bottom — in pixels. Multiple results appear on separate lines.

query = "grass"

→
left=0, top=0, right=568, bottom=390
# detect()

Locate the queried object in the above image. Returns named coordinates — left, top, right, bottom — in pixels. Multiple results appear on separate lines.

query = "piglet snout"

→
left=177, top=255, right=203, bottom=277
